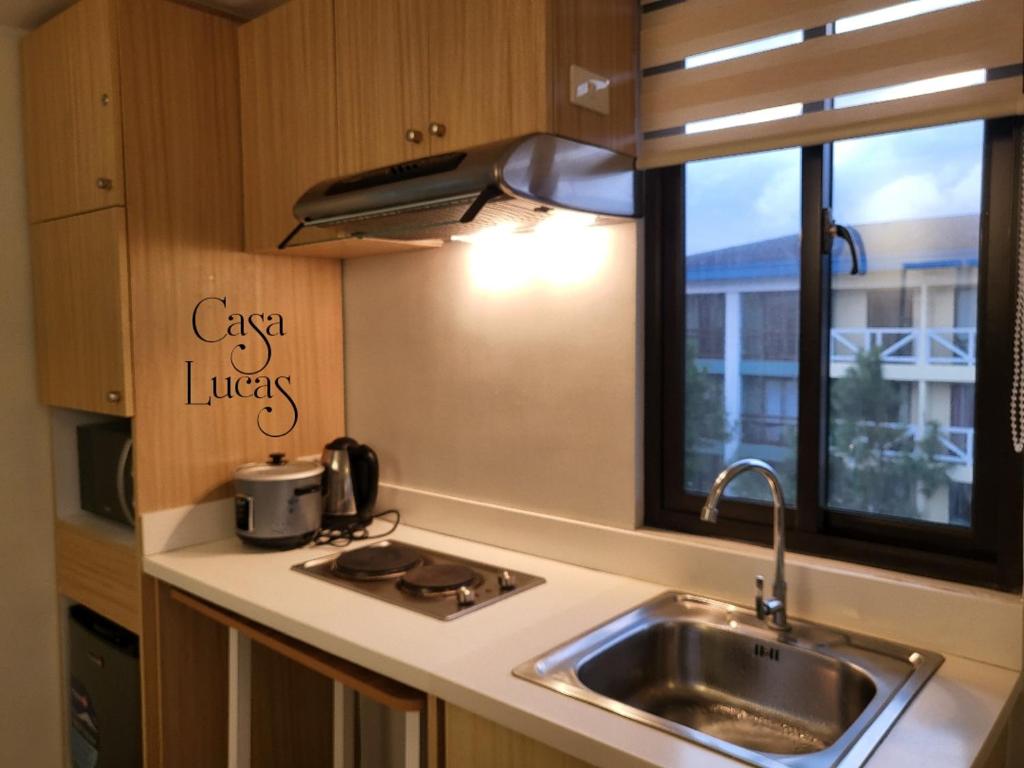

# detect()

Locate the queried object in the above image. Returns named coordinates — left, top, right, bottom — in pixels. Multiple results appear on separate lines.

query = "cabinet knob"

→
left=405, top=129, right=423, bottom=144
left=429, top=122, right=447, bottom=138
left=106, top=390, right=122, bottom=404
left=96, top=177, right=113, bottom=191
left=100, top=93, right=111, bottom=106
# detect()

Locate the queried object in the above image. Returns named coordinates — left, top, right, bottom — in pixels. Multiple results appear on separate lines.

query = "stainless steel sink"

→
left=514, top=592, right=943, bottom=768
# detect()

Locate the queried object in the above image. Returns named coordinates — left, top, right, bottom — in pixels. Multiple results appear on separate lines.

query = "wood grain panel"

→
left=550, top=0, right=638, bottom=155
left=239, top=0, right=338, bottom=254
left=155, top=580, right=229, bottom=768
left=117, top=0, right=345, bottom=513
left=642, top=0, right=907, bottom=69
left=445, top=704, right=596, bottom=768
left=428, top=0, right=550, bottom=153
left=30, top=208, right=134, bottom=415
left=21, top=0, right=124, bottom=222
left=335, top=0, right=431, bottom=175
left=251, top=643, right=333, bottom=768
left=642, top=0, right=1022, bottom=133
left=640, top=77, right=1024, bottom=169
left=140, top=576, right=162, bottom=768
left=427, top=696, right=443, bottom=768
left=55, top=517, right=141, bottom=633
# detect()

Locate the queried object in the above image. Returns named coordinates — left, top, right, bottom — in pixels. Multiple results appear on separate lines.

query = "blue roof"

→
left=686, top=216, right=980, bottom=283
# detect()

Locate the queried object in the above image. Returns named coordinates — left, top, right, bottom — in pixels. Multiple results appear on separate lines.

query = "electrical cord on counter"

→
left=311, top=508, right=401, bottom=547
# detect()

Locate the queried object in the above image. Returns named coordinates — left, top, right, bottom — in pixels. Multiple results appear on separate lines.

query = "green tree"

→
left=683, top=340, right=728, bottom=492
left=828, top=347, right=949, bottom=518
left=726, top=424, right=798, bottom=505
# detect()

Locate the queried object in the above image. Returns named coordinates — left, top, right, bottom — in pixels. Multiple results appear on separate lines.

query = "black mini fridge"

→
left=68, top=605, right=141, bottom=768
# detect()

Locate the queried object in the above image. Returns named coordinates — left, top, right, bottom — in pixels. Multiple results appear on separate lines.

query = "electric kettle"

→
left=321, top=437, right=379, bottom=531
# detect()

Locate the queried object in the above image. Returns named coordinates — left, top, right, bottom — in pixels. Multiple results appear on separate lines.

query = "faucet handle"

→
left=755, top=575, right=766, bottom=618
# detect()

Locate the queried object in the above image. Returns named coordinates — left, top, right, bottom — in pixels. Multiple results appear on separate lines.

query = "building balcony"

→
left=740, top=415, right=797, bottom=447
left=845, top=421, right=974, bottom=467
left=734, top=418, right=973, bottom=467
left=830, top=327, right=976, bottom=367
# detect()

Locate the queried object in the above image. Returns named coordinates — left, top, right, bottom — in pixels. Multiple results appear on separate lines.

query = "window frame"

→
left=644, top=118, right=1024, bottom=592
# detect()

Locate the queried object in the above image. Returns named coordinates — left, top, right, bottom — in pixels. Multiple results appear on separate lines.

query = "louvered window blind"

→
left=639, top=0, right=1024, bottom=168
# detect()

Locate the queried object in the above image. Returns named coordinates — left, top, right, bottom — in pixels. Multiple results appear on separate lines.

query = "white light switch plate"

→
left=570, top=64, right=611, bottom=116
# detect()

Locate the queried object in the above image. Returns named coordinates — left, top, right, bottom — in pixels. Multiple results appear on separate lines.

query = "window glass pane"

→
left=684, top=148, right=801, bottom=503
left=685, top=30, right=803, bottom=70
left=835, top=0, right=978, bottom=34
left=827, top=121, right=982, bottom=525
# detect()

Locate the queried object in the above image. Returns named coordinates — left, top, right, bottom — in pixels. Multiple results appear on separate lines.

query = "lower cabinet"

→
left=250, top=644, right=334, bottom=767
left=445, top=704, right=597, bottom=768
left=149, top=581, right=598, bottom=768
left=150, top=582, right=431, bottom=768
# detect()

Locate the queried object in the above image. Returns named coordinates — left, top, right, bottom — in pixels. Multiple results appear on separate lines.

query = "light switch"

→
left=570, top=64, right=611, bottom=116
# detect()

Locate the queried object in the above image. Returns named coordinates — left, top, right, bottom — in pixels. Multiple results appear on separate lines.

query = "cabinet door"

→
left=427, top=0, right=551, bottom=153
left=446, top=705, right=595, bottom=768
left=239, top=0, right=338, bottom=253
left=21, top=0, right=124, bottom=223
left=335, top=0, right=431, bottom=176
left=31, top=208, right=133, bottom=416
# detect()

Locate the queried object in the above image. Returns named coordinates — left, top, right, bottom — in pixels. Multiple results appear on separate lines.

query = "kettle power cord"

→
left=312, top=508, right=401, bottom=547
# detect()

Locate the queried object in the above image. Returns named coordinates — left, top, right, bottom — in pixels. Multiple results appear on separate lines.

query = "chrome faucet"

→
left=701, top=459, right=791, bottom=632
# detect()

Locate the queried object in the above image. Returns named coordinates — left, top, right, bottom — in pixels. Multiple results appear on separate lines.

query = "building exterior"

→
left=686, top=214, right=978, bottom=524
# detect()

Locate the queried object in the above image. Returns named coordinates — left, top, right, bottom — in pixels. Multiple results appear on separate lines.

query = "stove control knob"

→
left=456, top=586, right=476, bottom=607
left=498, top=570, right=516, bottom=591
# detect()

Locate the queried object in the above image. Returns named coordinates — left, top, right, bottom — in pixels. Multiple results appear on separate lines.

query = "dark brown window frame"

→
left=644, top=118, right=1024, bottom=592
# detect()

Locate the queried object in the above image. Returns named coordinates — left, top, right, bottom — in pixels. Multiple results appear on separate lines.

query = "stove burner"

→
left=332, top=542, right=422, bottom=580
left=399, top=563, right=478, bottom=596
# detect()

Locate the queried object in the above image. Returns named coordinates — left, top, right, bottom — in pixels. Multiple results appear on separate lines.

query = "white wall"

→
left=344, top=223, right=639, bottom=529
left=0, top=25, right=62, bottom=768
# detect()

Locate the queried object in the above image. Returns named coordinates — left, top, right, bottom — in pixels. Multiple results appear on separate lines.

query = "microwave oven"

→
left=77, top=421, right=134, bottom=527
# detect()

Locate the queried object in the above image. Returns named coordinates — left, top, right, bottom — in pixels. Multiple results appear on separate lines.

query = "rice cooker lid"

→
left=235, top=453, right=324, bottom=482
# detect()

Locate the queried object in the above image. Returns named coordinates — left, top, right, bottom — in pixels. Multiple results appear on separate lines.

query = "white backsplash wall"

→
left=343, top=223, right=639, bottom=529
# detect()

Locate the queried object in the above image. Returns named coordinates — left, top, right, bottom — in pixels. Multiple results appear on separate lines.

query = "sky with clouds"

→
left=684, top=120, right=984, bottom=255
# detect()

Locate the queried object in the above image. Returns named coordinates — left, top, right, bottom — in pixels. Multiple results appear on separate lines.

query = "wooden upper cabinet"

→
left=427, top=0, right=550, bottom=153
left=239, top=0, right=339, bottom=254
left=335, top=0, right=431, bottom=177
left=237, top=0, right=636, bottom=256
left=21, top=0, right=124, bottom=224
left=31, top=208, right=134, bottom=416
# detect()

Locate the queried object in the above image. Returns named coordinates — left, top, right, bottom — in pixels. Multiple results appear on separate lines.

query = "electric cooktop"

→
left=292, top=540, right=545, bottom=620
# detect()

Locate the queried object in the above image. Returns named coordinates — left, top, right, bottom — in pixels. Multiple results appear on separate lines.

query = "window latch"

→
left=822, top=207, right=861, bottom=275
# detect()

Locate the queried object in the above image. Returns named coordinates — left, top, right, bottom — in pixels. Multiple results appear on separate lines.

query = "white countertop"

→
left=144, top=524, right=1021, bottom=768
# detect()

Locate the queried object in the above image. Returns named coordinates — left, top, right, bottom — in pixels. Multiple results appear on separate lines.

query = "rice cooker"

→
left=234, top=453, right=324, bottom=549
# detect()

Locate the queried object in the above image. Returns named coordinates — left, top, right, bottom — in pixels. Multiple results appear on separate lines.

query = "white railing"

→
left=830, top=327, right=976, bottom=366
left=926, top=328, right=977, bottom=365
left=936, top=425, right=974, bottom=465
left=852, top=421, right=974, bottom=466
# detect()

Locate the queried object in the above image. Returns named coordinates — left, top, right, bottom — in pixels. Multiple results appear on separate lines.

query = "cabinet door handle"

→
left=96, top=177, right=113, bottom=191
left=405, top=129, right=423, bottom=144
left=429, top=122, right=447, bottom=138
left=100, top=93, right=111, bottom=107
left=106, top=390, right=122, bottom=404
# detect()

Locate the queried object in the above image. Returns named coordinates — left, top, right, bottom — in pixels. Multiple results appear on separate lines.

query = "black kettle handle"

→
left=352, top=444, right=379, bottom=516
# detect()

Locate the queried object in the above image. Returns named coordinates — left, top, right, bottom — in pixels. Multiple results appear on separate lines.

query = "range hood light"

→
left=534, top=211, right=598, bottom=236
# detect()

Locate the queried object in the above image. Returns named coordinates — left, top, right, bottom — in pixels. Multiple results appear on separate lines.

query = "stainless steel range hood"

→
left=279, top=134, right=640, bottom=251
